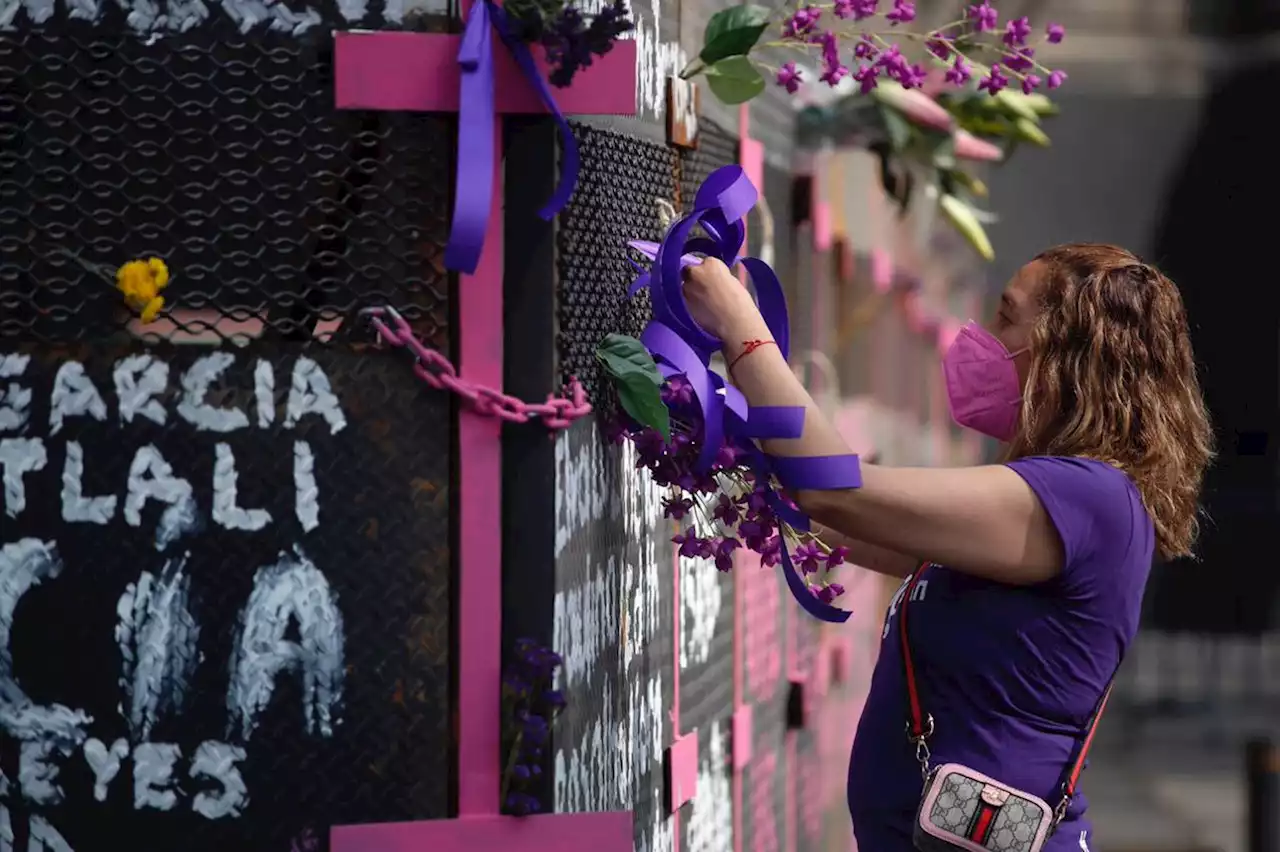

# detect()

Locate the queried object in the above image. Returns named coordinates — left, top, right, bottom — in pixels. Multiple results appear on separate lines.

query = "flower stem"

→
left=499, top=728, right=525, bottom=811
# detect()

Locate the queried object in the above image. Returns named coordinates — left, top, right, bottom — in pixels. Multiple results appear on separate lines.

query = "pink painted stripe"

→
left=740, top=138, right=764, bottom=197
left=870, top=248, right=893, bottom=293
left=456, top=126, right=505, bottom=817
left=734, top=104, right=754, bottom=852
left=331, top=812, right=634, bottom=852
left=670, top=537, right=685, bottom=852
left=126, top=309, right=263, bottom=343
left=671, top=537, right=681, bottom=731
left=334, top=32, right=637, bottom=115
left=812, top=200, right=832, bottom=252
left=667, top=732, right=700, bottom=812
left=731, top=704, right=753, bottom=770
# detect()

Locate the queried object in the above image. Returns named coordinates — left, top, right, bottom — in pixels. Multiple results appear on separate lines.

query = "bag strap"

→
left=897, top=562, right=1118, bottom=828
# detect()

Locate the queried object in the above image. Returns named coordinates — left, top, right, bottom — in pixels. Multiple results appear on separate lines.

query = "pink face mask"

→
left=942, top=321, right=1026, bottom=442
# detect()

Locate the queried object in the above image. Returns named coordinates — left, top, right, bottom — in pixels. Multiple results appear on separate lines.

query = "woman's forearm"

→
left=811, top=523, right=918, bottom=578
left=723, top=320, right=853, bottom=461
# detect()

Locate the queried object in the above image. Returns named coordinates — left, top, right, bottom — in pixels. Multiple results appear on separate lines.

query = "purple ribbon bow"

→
left=445, top=0, right=581, bottom=274
left=628, top=165, right=862, bottom=623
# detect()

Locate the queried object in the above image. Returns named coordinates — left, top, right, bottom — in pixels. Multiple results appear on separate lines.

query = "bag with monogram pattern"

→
left=897, top=564, right=1116, bottom=852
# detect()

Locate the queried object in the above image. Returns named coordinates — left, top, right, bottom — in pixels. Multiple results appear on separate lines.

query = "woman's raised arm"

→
left=684, top=258, right=1064, bottom=586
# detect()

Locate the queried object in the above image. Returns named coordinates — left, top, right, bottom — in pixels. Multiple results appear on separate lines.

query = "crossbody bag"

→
left=898, top=563, right=1116, bottom=852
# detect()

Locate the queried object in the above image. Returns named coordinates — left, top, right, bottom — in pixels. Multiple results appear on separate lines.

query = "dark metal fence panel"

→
left=0, top=5, right=455, bottom=849
left=0, top=346, right=452, bottom=848
left=551, top=122, right=677, bottom=852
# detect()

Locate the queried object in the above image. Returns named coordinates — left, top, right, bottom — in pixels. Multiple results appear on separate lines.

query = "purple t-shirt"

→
left=847, top=456, right=1154, bottom=852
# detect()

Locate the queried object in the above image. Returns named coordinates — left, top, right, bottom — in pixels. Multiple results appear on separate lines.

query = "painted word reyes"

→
left=0, top=351, right=349, bottom=850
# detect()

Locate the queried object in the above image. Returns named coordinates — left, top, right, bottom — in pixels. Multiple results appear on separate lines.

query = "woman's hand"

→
left=683, top=257, right=770, bottom=344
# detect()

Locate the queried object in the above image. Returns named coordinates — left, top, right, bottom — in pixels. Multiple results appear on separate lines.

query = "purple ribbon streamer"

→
left=444, top=0, right=582, bottom=274
left=628, top=164, right=862, bottom=624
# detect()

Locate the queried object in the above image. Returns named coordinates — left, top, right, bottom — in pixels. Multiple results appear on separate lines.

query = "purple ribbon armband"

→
left=628, top=165, right=862, bottom=623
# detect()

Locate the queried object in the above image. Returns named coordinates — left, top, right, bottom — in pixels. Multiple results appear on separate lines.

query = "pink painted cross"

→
left=330, top=6, right=636, bottom=850
left=334, top=10, right=639, bottom=274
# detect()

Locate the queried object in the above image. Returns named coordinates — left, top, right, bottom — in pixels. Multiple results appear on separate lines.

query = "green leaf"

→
left=704, top=56, right=766, bottom=104
left=595, top=334, right=671, bottom=442
left=878, top=102, right=913, bottom=152
left=913, top=128, right=956, bottom=170
left=870, top=142, right=912, bottom=216
left=698, top=4, right=771, bottom=67
left=993, top=90, right=1040, bottom=122
left=596, top=333, right=663, bottom=385
left=615, top=374, right=672, bottom=443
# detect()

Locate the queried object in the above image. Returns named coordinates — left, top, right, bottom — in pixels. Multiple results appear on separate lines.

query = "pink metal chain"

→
left=362, top=306, right=592, bottom=429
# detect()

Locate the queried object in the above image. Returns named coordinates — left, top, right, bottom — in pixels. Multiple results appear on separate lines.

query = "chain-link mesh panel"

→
left=553, top=124, right=681, bottom=852
left=1, top=9, right=455, bottom=849
left=556, top=122, right=674, bottom=401
left=0, top=13, right=451, bottom=347
left=678, top=552, right=734, bottom=738
left=0, top=344, right=451, bottom=850
left=679, top=119, right=737, bottom=212
left=550, top=420, right=674, bottom=852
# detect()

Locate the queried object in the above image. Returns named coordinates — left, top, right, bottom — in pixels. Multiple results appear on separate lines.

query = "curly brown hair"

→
left=1004, top=243, right=1214, bottom=561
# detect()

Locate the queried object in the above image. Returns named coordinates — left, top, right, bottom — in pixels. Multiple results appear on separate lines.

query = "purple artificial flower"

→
left=793, top=541, right=824, bottom=575
left=966, top=0, right=997, bottom=32
left=1002, top=15, right=1031, bottom=47
left=944, top=55, right=972, bottom=86
left=833, top=0, right=877, bottom=19
left=714, top=537, right=741, bottom=572
left=1045, top=22, right=1065, bottom=43
left=875, top=44, right=908, bottom=82
left=819, top=62, right=847, bottom=87
left=977, top=63, right=1008, bottom=94
left=1021, top=73, right=1041, bottom=93
left=1047, top=69, right=1067, bottom=89
left=760, top=535, right=782, bottom=567
left=853, top=36, right=877, bottom=59
left=714, top=442, right=743, bottom=469
left=783, top=5, right=821, bottom=38
left=662, top=375, right=694, bottom=405
left=814, top=582, right=846, bottom=604
left=713, top=494, right=742, bottom=526
left=898, top=62, right=927, bottom=89
left=672, top=527, right=704, bottom=559
left=1004, top=46, right=1034, bottom=73
left=886, top=0, right=915, bottom=24
left=826, top=545, right=850, bottom=568
left=662, top=496, right=694, bottom=520
left=853, top=62, right=879, bottom=93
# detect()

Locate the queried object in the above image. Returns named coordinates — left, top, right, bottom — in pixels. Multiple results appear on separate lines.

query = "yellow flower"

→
left=140, top=297, right=165, bottom=324
left=115, top=257, right=170, bottom=324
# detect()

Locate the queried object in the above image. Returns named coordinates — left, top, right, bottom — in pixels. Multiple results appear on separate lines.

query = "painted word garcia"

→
left=0, top=351, right=350, bottom=849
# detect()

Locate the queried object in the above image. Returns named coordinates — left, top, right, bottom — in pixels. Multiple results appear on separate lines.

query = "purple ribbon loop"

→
left=627, top=164, right=861, bottom=624
left=444, top=0, right=582, bottom=274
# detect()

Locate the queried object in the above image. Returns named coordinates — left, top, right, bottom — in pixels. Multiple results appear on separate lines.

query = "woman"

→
left=684, top=243, right=1213, bottom=851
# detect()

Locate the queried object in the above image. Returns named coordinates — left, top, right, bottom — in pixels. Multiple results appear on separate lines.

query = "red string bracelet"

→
left=727, top=339, right=778, bottom=373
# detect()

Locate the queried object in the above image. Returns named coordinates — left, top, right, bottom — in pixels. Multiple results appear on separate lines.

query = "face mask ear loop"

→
left=1006, top=349, right=1028, bottom=407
